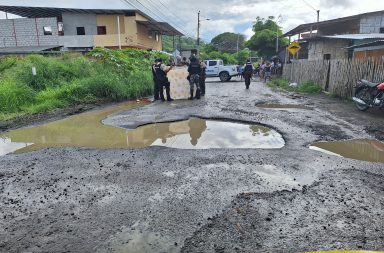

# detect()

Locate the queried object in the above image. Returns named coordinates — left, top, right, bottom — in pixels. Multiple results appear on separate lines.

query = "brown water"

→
left=310, top=139, right=384, bottom=163
left=256, top=103, right=311, bottom=109
left=0, top=103, right=285, bottom=156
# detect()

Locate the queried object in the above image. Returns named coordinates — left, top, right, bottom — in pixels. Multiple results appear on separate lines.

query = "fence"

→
left=282, top=57, right=384, bottom=98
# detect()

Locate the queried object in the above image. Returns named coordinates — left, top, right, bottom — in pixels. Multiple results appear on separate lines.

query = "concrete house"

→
left=284, top=10, right=384, bottom=60
left=0, top=5, right=182, bottom=53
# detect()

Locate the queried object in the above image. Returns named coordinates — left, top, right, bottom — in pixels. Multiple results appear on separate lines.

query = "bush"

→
left=0, top=49, right=163, bottom=120
left=268, top=78, right=322, bottom=93
left=0, top=80, right=35, bottom=113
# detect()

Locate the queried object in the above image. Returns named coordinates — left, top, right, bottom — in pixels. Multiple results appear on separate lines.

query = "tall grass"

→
left=0, top=49, right=160, bottom=121
left=268, top=78, right=323, bottom=93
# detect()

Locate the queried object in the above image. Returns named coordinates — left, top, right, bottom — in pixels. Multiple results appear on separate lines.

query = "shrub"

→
left=0, top=80, right=35, bottom=113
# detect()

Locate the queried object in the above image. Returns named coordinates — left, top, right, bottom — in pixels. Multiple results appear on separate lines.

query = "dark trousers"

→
left=159, top=82, right=171, bottom=101
left=154, top=79, right=160, bottom=100
left=244, top=73, right=252, bottom=88
left=200, top=75, right=206, bottom=95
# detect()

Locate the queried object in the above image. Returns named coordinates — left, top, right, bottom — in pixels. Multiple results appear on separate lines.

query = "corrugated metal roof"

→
left=324, top=34, right=384, bottom=40
left=0, top=45, right=61, bottom=54
left=345, top=40, right=384, bottom=49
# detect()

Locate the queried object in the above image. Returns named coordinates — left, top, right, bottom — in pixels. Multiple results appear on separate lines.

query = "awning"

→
left=323, top=34, right=384, bottom=40
left=0, top=45, right=62, bottom=54
left=137, top=21, right=183, bottom=36
left=345, top=40, right=384, bottom=49
left=0, top=5, right=138, bottom=18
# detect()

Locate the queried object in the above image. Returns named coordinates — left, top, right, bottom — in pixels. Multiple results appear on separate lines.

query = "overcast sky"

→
left=1, top=0, right=384, bottom=41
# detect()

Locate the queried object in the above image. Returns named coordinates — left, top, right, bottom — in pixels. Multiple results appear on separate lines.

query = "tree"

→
left=246, top=16, right=288, bottom=58
left=211, top=32, right=246, bottom=53
left=162, top=36, right=200, bottom=53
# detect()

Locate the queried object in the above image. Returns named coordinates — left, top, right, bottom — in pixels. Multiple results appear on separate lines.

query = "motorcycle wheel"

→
left=355, top=88, right=371, bottom=111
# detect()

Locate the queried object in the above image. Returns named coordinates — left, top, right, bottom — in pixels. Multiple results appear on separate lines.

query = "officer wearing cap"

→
left=154, top=59, right=173, bottom=102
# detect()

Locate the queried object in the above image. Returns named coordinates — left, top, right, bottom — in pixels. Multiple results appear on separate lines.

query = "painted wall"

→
left=136, top=23, right=162, bottom=50
left=96, top=15, right=125, bottom=35
left=360, top=13, right=384, bottom=33
left=62, top=13, right=97, bottom=36
left=0, top=17, right=59, bottom=48
left=308, top=39, right=349, bottom=60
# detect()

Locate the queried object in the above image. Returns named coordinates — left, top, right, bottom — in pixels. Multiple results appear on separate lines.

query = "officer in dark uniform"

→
left=151, top=59, right=161, bottom=101
left=243, top=60, right=254, bottom=89
left=200, top=61, right=207, bottom=96
left=154, top=59, right=173, bottom=102
left=187, top=56, right=201, bottom=100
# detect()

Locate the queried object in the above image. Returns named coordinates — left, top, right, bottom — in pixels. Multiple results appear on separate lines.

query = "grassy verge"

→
left=0, top=49, right=167, bottom=121
left=267, top=78, right=323, bottom=93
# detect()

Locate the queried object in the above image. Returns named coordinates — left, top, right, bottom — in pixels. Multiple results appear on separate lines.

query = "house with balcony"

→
left=284, top=10, right=384, bottom=60
left=0, top=5, right=182, bottom=53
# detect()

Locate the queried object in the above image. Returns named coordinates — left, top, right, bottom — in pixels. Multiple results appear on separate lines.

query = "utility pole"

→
left=317, top=10, right=320, bottom=22
left=197, top=10, right=200, bottom=49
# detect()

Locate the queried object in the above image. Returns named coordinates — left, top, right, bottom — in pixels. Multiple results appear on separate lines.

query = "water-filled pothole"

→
left=310, top=139, right=384, bottom=163
left=256, top=103, right=311, bottom=110
left=0, top=105, right=285, bottom=155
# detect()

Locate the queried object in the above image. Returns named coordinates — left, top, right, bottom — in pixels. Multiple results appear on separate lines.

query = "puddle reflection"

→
left=0, top=103, right=285, bottom=155
left=310, top=139, right=384, bottom=163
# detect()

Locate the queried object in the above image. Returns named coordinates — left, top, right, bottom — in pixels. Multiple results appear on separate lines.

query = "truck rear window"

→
left=209, top=61, right=217, bottom=66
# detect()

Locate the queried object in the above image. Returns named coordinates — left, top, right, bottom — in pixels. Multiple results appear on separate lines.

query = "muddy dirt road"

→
left=0, top=79, right=383, bottom=253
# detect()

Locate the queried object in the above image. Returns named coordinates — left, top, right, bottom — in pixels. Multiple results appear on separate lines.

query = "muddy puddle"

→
left=0, top=104, right=285, bottom=155
left=256, top=103, right=311, bottom=110
left=310, top=139, right=384, bottom=163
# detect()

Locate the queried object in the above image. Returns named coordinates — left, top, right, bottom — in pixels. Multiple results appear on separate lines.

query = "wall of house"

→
left=0, top=17, right=59, bottom=47
left=136, top=23, right=162, bottom=50
left=62, top=13, right=97, bottom=36
left=354, top=45, right=384, bottom=59
left=360, top=13, right=384, bottom=33
left=94, top=15, right=126, bottom=48
left=308, top=39, right=349, bottom=60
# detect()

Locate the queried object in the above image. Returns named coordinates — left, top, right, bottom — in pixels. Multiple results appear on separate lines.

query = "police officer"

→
left=199, top=60, right=207, bottom=96
left=151, top=59, right=161, bottom=101
left=154, top=59, right=173, bottom=102
left=187, top=56, right=201, bottom=100
left=243, top=60, right=254, bottom=89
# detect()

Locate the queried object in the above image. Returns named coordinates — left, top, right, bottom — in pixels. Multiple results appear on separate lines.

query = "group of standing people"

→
left=151, top=54, right=207, bottom=102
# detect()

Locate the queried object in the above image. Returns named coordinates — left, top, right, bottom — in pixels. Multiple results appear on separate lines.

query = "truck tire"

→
left=219, top=71, right=230, bottom=82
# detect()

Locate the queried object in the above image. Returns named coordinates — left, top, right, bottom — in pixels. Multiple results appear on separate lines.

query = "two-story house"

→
left=0, top=5, right=182, bottom=53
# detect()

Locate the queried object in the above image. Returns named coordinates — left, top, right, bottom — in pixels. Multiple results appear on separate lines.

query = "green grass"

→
left=0, top=49, right=162, bottom=121
left=268, top=78, right=323, bottom=93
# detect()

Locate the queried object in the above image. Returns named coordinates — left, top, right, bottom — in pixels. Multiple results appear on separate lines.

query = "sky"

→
left=1, top=0, right=384, bottom=42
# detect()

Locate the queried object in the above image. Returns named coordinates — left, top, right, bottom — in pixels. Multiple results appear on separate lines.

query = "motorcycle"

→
left=353, top=79, right=384, bottom=111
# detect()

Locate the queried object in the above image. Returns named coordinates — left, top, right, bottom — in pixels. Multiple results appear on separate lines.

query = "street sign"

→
left=288, top=41, right=301, bottom=55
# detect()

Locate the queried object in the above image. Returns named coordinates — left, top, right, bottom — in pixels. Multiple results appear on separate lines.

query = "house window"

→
left=43, top=26, right=52, bottom=35
left=97, top=26, right=107, bottom=35
left=380, top=27, right=384, bottom=33
left=77, top=27, right=85, bottom=35
left=324, top=54, right=331, bottom=60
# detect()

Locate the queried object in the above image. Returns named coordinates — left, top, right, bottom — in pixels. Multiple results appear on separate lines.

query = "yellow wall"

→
left=96, top=15, right=126, bottom=35
left=94, top=13, right=163, bottom=50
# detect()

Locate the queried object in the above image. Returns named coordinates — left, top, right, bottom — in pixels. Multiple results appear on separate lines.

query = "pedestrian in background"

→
left=243, top=60, right=253, bottom=89
left=187, top=56, right=201, bottom=100
left=264, top=62, right=272, bottom=82
left=154, top=59, right=174, bottom=102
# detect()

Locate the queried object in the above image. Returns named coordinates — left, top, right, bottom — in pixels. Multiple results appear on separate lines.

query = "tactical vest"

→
left=244, top=64, right=253, bottom=74
left=154, top=64, right=167, bottom=83
left=189, top=63, right=200, bottom=75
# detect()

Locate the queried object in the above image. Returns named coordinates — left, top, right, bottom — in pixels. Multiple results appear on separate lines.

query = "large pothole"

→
left=0, top=104, right=285, bottom=155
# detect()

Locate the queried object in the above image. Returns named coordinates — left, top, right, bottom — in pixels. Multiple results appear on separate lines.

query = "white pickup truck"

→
left=203, top=60, right=239, bottom=82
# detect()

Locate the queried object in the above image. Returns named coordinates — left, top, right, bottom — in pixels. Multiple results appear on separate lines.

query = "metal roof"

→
left=137, top=21, right=183, bottom=36
left=323, top=34, right=384, bottom=40
left=346, top=40, right=384, bottom=49
left=0, top=45, right=62, bottom=54
left=0, top=5, right=151, bottom=20
left=284, top=10, right=384, bottom=37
